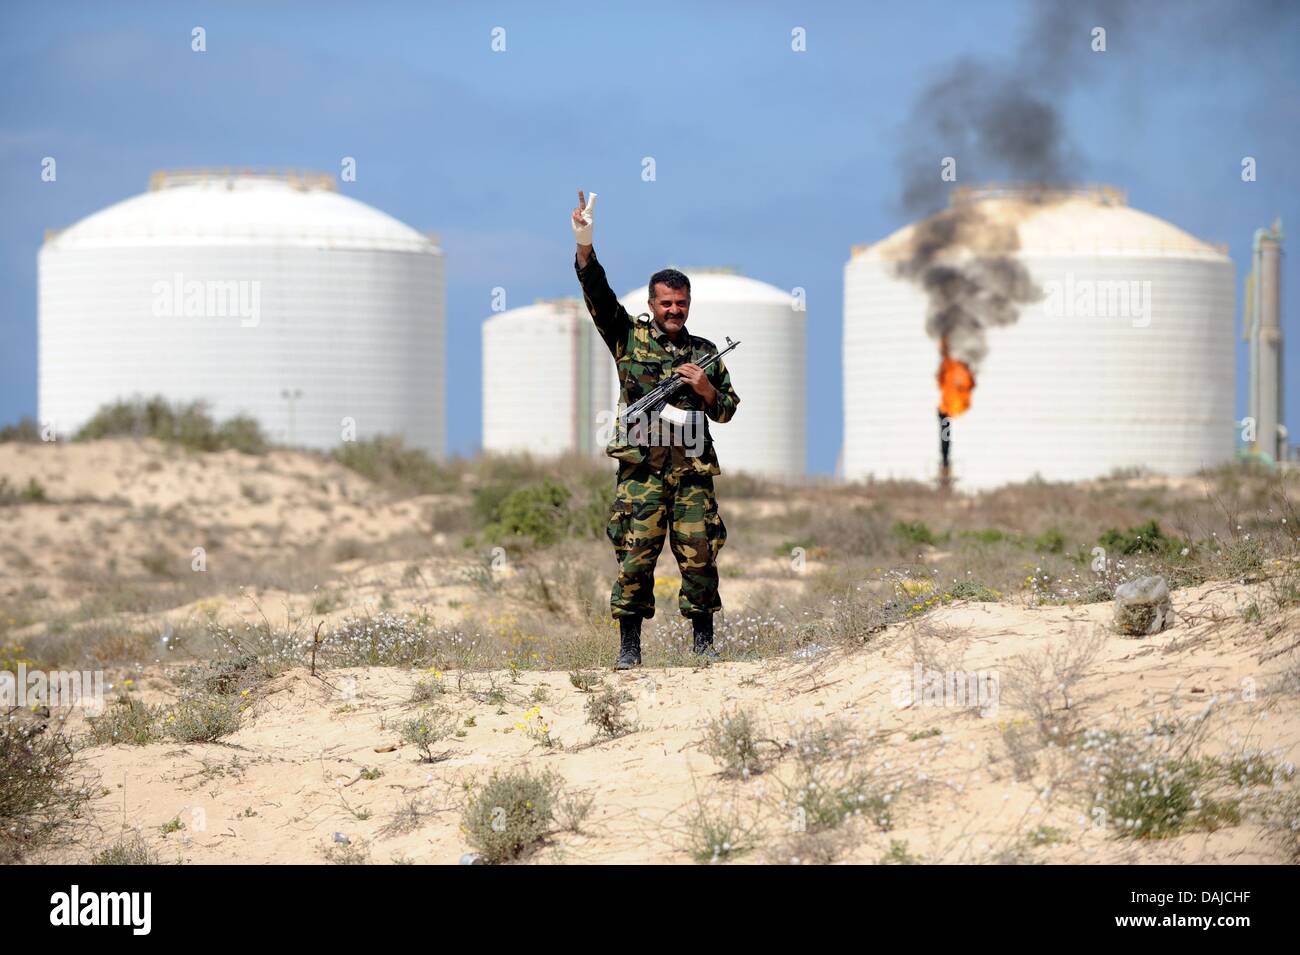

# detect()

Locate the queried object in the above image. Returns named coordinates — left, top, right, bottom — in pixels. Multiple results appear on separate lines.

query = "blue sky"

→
left=2, top=0, right=1297, bottom=473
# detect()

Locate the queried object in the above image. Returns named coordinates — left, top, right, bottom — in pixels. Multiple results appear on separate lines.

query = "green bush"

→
left=87, top=696, right=164, bottom=746
left=461, top=768, right=563, bottom=863
left=399, top=707, right=457, bottom=762
left=75, top=395, right=268, bottom=454
left=0, top=476, right=48, bottom=505
left=1033, top=527, right=1067, bottom=554
left=470, top=468, right=610, bottom=551
left=585, top=687, right=636, bottom=739
left=0, top=416, right=41, bottom=442
left=176, top=654, right=272, bottom=697
left=893, top=520, right=941, bottom=547
left=165, top=693, right=241, bottom=743
left=331, top=435, right=455, bottom=494
left=216, top=415, right=269, bottom=454
left=325, top=611, right=432, bottom=667
left=91, top=833, right=160, bottom=865
left=702, top=708, right=766, bottom=778
left=1, top=721, right=91, bottom=862
left=1082, top=729, right=1242, bottom=839
left=480, top=479, right=573, bottom=547
left=1098, top=520, right=1181, bottom=557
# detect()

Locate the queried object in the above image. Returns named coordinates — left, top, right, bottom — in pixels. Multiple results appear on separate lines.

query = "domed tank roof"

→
left=852, top=184, right=1229, bottom=262
left=43, top=169, right=437, bottom=254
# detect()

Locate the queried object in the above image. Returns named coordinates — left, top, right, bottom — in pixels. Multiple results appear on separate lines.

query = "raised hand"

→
left=572, top=189, right=596, bottom=247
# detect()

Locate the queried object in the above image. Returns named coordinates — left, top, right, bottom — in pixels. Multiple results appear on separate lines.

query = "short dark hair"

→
left=648, top=268, right=690, bottom=302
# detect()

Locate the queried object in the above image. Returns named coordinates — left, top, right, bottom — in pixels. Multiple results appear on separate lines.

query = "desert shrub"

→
left=768, top=827, right=858, bottom=865
left=0, top=416, right=41, bottom=442
left=331, top=435, right=456, bottom=494
left=879, top=840, right=921, bottom=865
left=713, top=471, right=771, bottom=499
left=585, top=687, right=636, bottom=739
left=332, top=537, right=368, bottom=562
left=777, top=503, right=901, bottom=561
left=0, top=476, right=48, bottom=505
left=321, top=838, right=371, bottom=864
left=1260, top=788, right=1300, bottom=862
left=683, top=792, right=760, bottom=864
left=1002, top=628, right=1106, bottom=744
left=0, top=721, right=91, bottom=862
left=1079, top=728, right=1245, bottom=839
left=380, top=797, right=433, bottom=837
left=76, top=395, right=267, bottom=454
left=568, top=670, right=601, bottom=693
left=87, top=696, right=164, bottom=746
left=410, top=671, right=447, bottom=702
left=702, top=708, right=767, bottom=779
left=775, top=717, right=901, bottom=835
left=787, top=766, right=894, bottom=833
left=91, top=832, right=160, bottom=865
left=176, top=654, right=272, bottom=697
left=205, top=617, right=309, bottom=670
left=1098, top=519, right=1183, bottom=558
left=893, top=520, right=942, bottom=547
left=999, top=722, right=1041, bottom=781
left=479, top=479, right=574, bottom=548
left=556, top=791, right=595, bottom=832
left=216, top=415, right=269, bottom=454
left=461, top=767, right=563, bottom=863
left=948, top=579, right=1002, bottom=602
left=1219, top=535, right=1267, bottom=582
left=399, top=707, right=457, bottom=762
left=324, top=611, right=431, bottom=667
left=165, top=693, right=241, bottom=743
left=1033, top=527, right=1067, bottom=553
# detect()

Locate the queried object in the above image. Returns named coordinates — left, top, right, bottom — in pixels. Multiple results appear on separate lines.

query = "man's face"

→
left=649, top=283, right=689, bottom=339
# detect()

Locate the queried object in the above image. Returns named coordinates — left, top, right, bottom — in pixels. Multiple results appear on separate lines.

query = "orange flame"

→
left=937, top=340, right=974, bottom=418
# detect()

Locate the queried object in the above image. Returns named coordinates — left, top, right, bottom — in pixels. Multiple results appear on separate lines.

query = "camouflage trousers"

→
left=605, top=462, right=728, bottom=619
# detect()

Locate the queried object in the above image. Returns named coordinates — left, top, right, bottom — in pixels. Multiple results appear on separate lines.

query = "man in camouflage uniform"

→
left=571, top=190, right=740, bottom=669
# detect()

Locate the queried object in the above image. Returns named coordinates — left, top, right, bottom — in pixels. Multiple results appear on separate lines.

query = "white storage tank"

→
left=39, top=169, right=445, bottom=453
left=843, top=185, right=1235, bottom=488
left=618, top=268, right=806, bottom=479
left=481, top=298, right=615, bottom=457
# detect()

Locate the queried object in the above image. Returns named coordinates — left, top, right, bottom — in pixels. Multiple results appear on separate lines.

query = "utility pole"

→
left=281, top=388, right=303, bottom=446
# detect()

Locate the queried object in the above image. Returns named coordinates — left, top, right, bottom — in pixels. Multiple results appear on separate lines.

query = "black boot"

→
left=691, top=613, right=719, bottom=659
left=615, top=616, right=642, bottom=670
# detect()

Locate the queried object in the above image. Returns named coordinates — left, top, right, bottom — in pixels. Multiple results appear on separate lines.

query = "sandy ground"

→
left=5, top=437, right=1298, bottom=864
left=28, top=578, right=1300, bottom=865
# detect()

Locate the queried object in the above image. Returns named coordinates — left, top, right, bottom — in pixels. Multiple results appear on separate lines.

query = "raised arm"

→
left=571, top=189, right=633, bottom=358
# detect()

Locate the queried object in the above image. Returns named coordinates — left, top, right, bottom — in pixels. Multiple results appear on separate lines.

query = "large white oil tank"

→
left=618, top=268, right=805, bottom=479
left=481, top=298, right=615, bottom=457
left=39, top=169, right=444, bottom=453
left=844, top=185, right=1235, bottom=489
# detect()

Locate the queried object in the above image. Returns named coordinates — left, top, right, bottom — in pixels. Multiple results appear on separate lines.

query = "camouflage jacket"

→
left=575, top=249, right=740, bottom=475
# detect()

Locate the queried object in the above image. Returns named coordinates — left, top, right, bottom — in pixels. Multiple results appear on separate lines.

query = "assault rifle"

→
left=618, top=336, right=740, bottom=430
